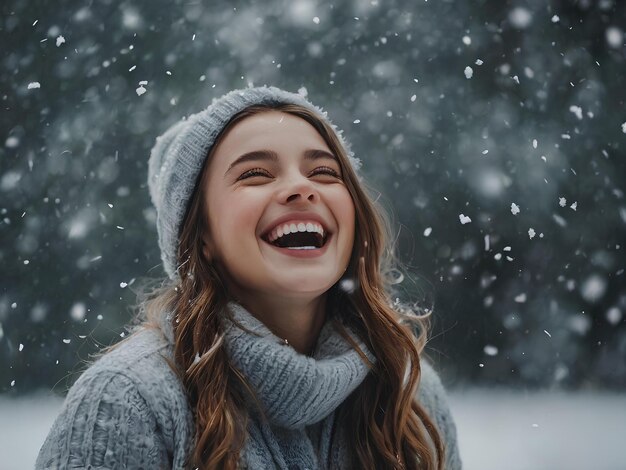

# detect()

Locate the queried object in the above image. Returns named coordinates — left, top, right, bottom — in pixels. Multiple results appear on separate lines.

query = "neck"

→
left=232, top=292, right=328, bottom=356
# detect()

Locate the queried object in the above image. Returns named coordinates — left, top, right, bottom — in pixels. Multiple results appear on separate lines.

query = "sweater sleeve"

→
left=418, top=361, right=462, bottom=470
left=36, top=370, right=170, bottom=469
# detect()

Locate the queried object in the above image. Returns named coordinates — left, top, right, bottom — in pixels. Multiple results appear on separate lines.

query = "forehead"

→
left=212, top=111, right=330, bottom=161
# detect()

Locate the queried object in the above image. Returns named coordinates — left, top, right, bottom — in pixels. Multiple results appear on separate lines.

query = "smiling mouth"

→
left=262, top=226, right=329, bottom=250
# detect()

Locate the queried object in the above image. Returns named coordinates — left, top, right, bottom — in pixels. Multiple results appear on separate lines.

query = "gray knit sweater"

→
left=36, top=303, right=461, bottom=469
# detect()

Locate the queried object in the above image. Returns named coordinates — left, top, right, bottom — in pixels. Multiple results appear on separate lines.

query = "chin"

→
left=273, top=275, right=337, bottom=297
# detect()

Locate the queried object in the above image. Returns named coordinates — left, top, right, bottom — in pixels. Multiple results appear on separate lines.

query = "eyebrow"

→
left=225, top=149, right=338, bottom=175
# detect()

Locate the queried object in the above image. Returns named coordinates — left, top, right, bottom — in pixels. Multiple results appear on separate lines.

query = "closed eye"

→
left=310, top=166, right=341, bottom=178
left=238, top=166, right=341, bottom=181
left=236, top=167, right=272, bottom=181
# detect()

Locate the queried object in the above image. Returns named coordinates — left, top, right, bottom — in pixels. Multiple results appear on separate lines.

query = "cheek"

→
left=335, top=189, right=356, bottom=242
left=208, top=191, right=265, bottom=252
left=229, top=190, right=266, bottom=229
left=345, top=191, right=356, bottom=224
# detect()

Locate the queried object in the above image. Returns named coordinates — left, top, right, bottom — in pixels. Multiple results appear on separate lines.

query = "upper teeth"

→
left=266, top=221, right=325, bottom=243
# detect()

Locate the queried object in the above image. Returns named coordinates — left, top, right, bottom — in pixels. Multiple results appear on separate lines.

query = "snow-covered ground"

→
left=449, top=389, right=626, bottom=470
left=2, top=389, right=624, bottom=469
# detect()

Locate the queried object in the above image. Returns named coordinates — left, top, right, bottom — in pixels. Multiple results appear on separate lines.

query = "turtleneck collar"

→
left=223, top=301, right=375, bottom=429
left=157, top=301, right=376, bottom=430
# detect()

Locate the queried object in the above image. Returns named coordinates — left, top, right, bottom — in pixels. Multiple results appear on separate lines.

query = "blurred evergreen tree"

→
left=1, top=0, right=624, bottom=393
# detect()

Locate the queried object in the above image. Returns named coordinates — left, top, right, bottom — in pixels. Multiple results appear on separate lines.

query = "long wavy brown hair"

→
left=141, top=103, right=445, bottom=469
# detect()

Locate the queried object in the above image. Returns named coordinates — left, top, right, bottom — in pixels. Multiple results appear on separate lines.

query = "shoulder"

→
left=417, top=359, right=462, bottom=470
left=416, top=359, right=451, bottom=423
left=85, top=326, right=177, bottom=391
left=36, top=326, right=193, bottom=469
left=79, top=325, right=192, bottom=432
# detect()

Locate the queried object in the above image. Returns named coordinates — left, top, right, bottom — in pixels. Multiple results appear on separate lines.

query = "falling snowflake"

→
left=606, top=307, right=622, bottom=325
left=423, top=227, right=432, bottom=237
left=70, top=302, right=86, bottom=321
left=509, top=7, right=532, bottom=29
left=459, top=214, right=472, bottom=224
left=5, top=136, right=19, bottom=148
left=27, top=82, right=41, bottom=89
left=484, top=345, right=498, bottom=356
left=339, top=278, right=356, bottom=293
left=464, top=66, right=473, bottom=79
left=511, top=203, right=520, bottom=215
left=570, top=201, right=577, bottom=211
left=581, top=274, right=607, bottom=303
left=606, top=26, right=623, bottom=49
left=569, top=105, right=583, bottom=120
left=559, top=197, right=567, bottom=207
left=528, top=228, right=536, bottom=239
left=56, top=35, right=65, bottom=47
left=551, top=15, right=560, bottom=23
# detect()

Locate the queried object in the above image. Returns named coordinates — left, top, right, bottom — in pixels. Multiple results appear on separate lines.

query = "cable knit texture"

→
left=37, top=303, right=461, bottom=469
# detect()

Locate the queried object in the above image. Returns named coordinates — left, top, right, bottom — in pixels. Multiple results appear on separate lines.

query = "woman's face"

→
left=202, top=111, right=356, bottom=302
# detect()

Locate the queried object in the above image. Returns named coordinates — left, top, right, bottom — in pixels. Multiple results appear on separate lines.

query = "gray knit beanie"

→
left=148, top=86, right=361, bottom=280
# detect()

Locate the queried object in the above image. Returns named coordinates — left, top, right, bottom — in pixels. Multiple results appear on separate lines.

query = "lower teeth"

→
left=286, top=246, right=317, bottom=250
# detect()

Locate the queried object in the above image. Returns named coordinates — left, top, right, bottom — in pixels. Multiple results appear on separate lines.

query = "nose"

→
left=280, top=176, right=319, bottom=205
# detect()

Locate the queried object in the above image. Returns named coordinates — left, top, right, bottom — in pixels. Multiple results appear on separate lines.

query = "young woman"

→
left=37, top=87, right=461, bottom=469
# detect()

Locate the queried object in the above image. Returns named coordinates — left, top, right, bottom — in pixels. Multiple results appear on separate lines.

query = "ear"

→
left=201, top=232, right=214, bottom=262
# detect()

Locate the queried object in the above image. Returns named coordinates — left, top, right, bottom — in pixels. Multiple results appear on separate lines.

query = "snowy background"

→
left=1, top=0, right=625, bottom=467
